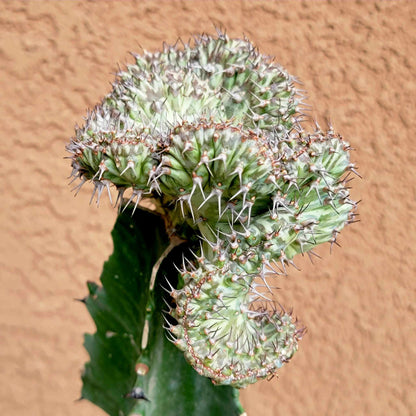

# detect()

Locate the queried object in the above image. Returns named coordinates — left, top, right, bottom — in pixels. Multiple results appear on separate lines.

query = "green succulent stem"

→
left=82, top=207, right=243, bottom=416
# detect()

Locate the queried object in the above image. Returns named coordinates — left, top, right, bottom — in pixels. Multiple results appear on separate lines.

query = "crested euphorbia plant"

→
left=67, top=32, right=358, bottom=415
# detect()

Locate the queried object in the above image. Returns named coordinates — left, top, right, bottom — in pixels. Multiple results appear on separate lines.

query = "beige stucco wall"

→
left=1, top=1, right=415, bottom=415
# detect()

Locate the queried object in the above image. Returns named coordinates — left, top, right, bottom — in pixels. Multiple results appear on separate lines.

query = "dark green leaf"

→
left=81, top=208, right=170, bottom=416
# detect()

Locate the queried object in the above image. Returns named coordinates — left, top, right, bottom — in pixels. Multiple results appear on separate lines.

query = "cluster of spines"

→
left=163, top=252, right=304, bottom=388
left=68, top=33, right=303, bottom=206
left=67, top=32, right=358, bottom=388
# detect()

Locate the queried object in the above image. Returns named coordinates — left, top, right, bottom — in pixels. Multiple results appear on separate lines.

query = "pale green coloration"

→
left=68, top=33, right=358, bottom=388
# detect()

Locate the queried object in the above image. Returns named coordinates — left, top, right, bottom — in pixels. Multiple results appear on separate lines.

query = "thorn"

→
left=92, top=160, right=108, bottom=181
left=162, top=313, right=174, bottom=330
left=199, top=188, right=223, bottom=217
left=165, top=330, right=178, bottom=344
left=122, top=189, right=143, bottom=215
left=347, top=163, right=362, bottom=178
left=177, top=194, right=195, bottom=221
left=114, top=188, right=125, bottom=211
left=182, top=140, right=193, bottom=154
left=329, top=230, right=341, bottom=253
left=88, top=180, right=112, bottom=206
left=230, top=183, right=252, bottom=208
left=230, top=165, right=244, bottom=186
left=161, top=297, right=174, bottom=314
left=71, top=178, right=86, bottom=196
left=120, top=159, right=136, bottom=177
left=235, top=198, right=255, bottom=225
left=262, top=259, right=285, bottom=276
left=249, top=287, right=273, bottom=302
left=306, top=250, right=321, bottom=264
left=197, top=151, right=214, bottom=176
left=184, top=256, right=197, bottom=271
left=190, top=173, right=205, bottom=200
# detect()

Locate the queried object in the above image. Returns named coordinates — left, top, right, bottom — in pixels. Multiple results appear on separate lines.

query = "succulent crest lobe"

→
left=67, top=32, right=358, bottom=388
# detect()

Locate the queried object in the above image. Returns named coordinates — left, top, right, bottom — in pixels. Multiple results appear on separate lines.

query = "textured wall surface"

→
left=1, top=1, right=415, bottom=415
